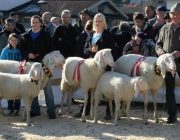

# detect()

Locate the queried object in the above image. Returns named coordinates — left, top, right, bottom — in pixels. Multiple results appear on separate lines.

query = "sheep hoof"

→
left=114, top=123, right=118, bottom=126
left=144, top=122, right=148, bottom=125
left=82, top=119, right=86, bottom=122
left=27, top=124, right=31, bottom=126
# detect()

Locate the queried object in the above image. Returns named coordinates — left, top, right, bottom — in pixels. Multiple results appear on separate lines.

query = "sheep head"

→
left=50, top=51, right=65, bottom=65
left=134, top=76, right=149, bottom=97
left=94, top=49, right=114, bottom=70
left=29, top=62, right=44, bottom=82
left=157, top=53, right=176, bottom=78
left=43, top=51, right=65, bottom=70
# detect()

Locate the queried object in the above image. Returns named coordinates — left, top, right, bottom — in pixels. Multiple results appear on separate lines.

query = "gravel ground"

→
left=0, top=103, right=180, bottom=140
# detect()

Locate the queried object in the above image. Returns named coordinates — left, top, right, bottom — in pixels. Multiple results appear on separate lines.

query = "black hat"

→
left=9, top=12, right=18, bottom=17
left=80, top=8, right=91, bottom=16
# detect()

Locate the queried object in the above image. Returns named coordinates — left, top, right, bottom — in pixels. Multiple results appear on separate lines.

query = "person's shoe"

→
left=75, top=112, right=82, bottom=118
left=104, top=114, right=112, bottom=120
left=30, top=111, right=41, bottom=117
left=11, top=110, right=19, bottom=116
left=166, top=115, right=177, bottom=124
left=7, top=110, right=13, bottom=116
left=48, top=112, right=56, bottom=119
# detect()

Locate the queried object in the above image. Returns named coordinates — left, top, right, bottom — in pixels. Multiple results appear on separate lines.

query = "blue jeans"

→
left=31, top=79, right=56, bottom=114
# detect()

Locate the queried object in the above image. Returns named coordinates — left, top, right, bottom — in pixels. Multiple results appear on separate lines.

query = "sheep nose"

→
left=62, top=60, right=65, bottom=64
left=172, top=66, right=176, bottom=71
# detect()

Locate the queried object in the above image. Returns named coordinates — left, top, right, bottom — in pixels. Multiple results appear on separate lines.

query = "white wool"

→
left=60, top=49, right=114, bottom=122
left=114, top=53, right=176, bottom=123
left=94, top=71, right=149, bottom=126
left=0, top=63, right=43, bottom=126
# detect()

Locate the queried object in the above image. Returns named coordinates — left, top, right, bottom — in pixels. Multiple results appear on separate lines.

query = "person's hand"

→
left=28, top=53, right=35, bottom=59
left=91, top=44, right=98, bottom=52
left=172, top=51, right=180, bottom=58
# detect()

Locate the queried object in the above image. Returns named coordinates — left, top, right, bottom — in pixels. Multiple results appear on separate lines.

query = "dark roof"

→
left=1, top=1, right=40, bottom=16
left=40, top=0, right=99, bottom=17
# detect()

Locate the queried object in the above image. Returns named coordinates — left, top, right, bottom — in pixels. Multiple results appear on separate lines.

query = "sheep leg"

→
left=109, top=100, right=113, bottom=118
left=68, top=87, right=77, bottom=114
left=0, top=100, right=6, bottom=116
left=94, top=90, right=103, bottom=123
left=143, top=92, right=148, bottom=125
left=22, top=108, right=26, bottom=121
left=151, top=90, right=159, bottom=123
left=82, top=91, right=88, bottom=122
left=126, top=101, right=131, bottom=126
left=22, top=97, right=32, bottom=126
left=114, top=99, right=120, bottom=126
left=121, top=101, right=127, bottom=117
left=90, top=88, right=95, bottom=120
left=59, top=89, right=67, bottom=116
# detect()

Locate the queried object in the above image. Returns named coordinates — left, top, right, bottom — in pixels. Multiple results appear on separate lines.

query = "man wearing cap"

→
left=156, top=3, right=180, bottom=124
left=149, top=6, right=169, bottom=37
left=9, top=12, right=25, bottom=34
left=73, top=8, right=91, bottom=36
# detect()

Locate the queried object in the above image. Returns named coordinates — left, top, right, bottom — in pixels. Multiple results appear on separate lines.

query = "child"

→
left=127, top=39, right=140, bottom=54
left=122, top=32, right=156, bottom=56
left=0, top=33, right=22, bottom=116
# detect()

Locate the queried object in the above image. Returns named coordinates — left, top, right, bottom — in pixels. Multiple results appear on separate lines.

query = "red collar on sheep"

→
left=72, top=59, right=85, bottom=81
left=130, top=56, right=146, bottom=77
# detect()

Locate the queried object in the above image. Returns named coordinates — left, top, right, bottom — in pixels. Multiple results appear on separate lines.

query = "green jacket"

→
left=73, top=20, right=84, bottom=35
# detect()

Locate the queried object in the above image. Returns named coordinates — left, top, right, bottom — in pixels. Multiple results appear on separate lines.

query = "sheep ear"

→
left=29, top=68, right=33, bottom=81
left=97, top=52, right=103, bottom=70
left=160, top=59, right=166, bottom=78
left=134, top=82, right=139, bottom=98
left=41, top=68, right=44, bottom=81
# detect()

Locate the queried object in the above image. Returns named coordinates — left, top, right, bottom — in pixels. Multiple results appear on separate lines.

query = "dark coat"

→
left=53, top=24, right=77, bottom=58
left=84, top=29, right=116, bottom=59
left=131, top=22, right=155, bottom=40
left=110, top=26, right=131, bottom=60
left=19, top=29, right=53, bottom=62
left=15, top=22, right=26, bottom=34
left=77, top=30, right=89, bottom=59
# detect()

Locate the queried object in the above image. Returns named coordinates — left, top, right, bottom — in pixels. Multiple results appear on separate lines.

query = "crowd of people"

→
left=0, top=3, right=180, bottom=124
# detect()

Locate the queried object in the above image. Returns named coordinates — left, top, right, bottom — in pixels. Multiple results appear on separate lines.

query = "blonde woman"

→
left=84, top=13, right=115, bottom=58
left=76, top=13, right=115, bottom=119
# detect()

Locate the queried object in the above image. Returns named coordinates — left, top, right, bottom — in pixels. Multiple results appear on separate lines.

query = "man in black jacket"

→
left=9, top=12, right=26, bottom=34
left=19, top=15, right=56, bottom=119
left=53, top=10, right=77, bottom=58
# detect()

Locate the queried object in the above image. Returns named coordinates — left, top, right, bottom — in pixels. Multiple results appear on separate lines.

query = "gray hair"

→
left=61, top=10, right=71, bottom=17
left=42, top=12, right=52, bottom=18
left=5, top=18, right=16, bottom=25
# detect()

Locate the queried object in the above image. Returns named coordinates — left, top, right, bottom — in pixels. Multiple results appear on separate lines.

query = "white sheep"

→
left=114, top=53, right=176, bottom=124
left=94, top=71, right=149, bottom=125
left=0, top=50, right=65, bottom=89
left=60, top=49, right=114, bottom=122
left=0, top=63, right=44, bottom=126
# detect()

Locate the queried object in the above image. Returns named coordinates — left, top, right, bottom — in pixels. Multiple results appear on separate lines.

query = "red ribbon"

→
left=17, top=60, right=27, bottom=74
left=130, top=56, right=146, bottom=77
left=72, top=60, right=85, bottom=81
